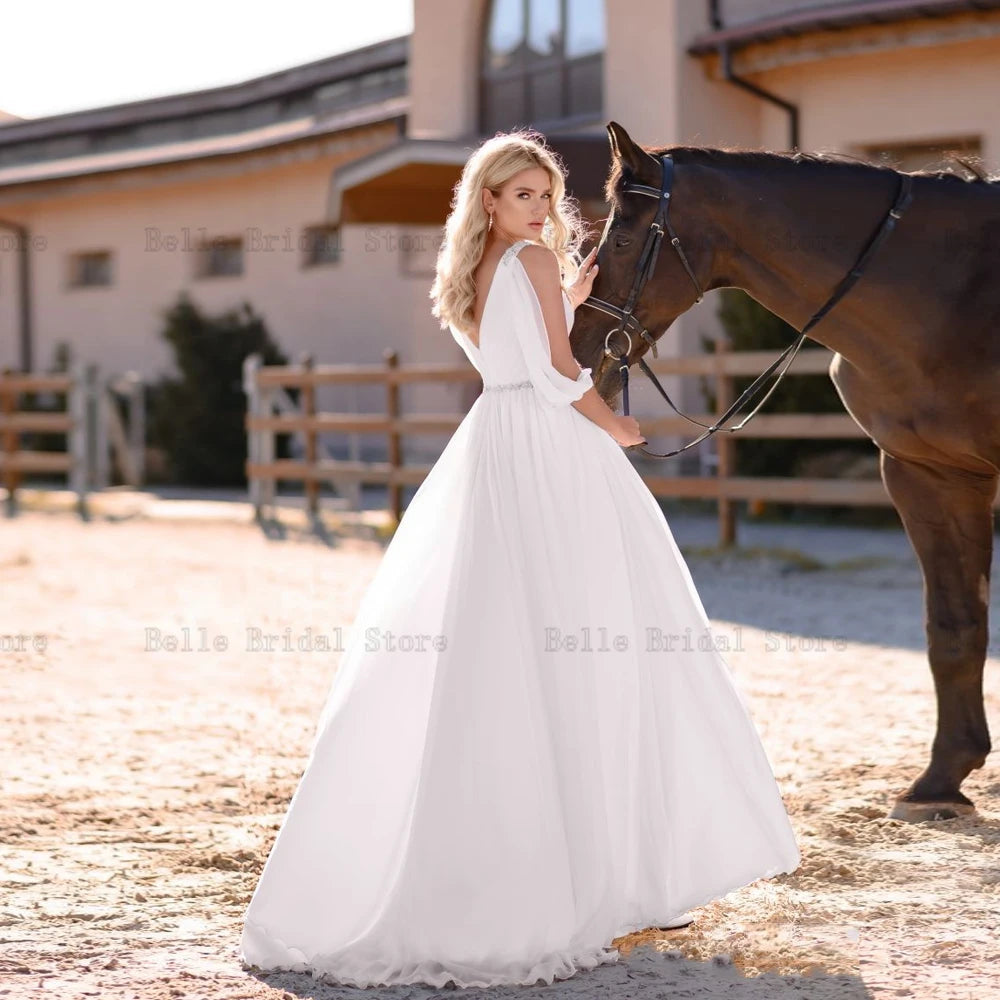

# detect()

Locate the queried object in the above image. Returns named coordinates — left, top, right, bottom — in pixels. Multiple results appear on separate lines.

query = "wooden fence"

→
left=243, top=350, right=478, bottom=525
left=242, top=342, right=984, bottom=544
left=0, top=363, right=145, bottom=515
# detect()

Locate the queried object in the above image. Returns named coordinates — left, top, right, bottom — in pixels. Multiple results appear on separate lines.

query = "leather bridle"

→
left=579, top=152, right=915, bottom=459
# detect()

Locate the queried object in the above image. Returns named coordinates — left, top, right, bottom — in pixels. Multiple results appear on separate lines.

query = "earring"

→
left=488, top=211, right=494, bottom=231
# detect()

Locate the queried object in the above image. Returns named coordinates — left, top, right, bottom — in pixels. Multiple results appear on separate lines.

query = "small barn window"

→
left=196, top=236, right=243, bottom=278
left=68, top=251, right=113, bottom=287
left=399, top=228, right=439, bottom=279
left=303, top=224, right=342, bottom=267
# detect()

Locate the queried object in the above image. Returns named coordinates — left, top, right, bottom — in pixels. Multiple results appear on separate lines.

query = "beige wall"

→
left=0, top=131, right=463, bottom=393
left=410, top=0, right=487, bottom=138
left=0, top=226, right=24, bottom=370
left=604, top=2, right=678, bottom=143
left=751, top=33, right=1000, bottom=161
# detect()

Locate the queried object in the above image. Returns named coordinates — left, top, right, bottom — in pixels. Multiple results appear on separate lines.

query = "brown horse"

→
left=571, top=121, right=1000, bottom=823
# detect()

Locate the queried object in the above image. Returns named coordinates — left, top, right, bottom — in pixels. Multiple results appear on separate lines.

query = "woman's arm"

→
left=519, top=245, right=645, bottom=447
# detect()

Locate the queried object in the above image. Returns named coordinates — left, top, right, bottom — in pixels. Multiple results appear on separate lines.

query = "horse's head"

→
left=572, top=122, right=713, bottom=401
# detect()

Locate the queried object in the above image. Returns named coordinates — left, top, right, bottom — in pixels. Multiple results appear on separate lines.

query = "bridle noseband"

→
left=579, top=152, right=915, bottom=459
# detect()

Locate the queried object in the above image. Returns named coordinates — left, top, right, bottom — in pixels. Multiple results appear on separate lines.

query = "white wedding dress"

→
left=239, top=238, right=800, bottom=989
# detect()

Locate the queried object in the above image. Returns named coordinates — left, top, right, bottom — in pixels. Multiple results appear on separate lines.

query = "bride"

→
left=239, top=128, right=801, bottom=989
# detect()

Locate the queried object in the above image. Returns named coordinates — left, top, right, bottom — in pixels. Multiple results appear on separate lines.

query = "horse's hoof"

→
left=887, top=798, right=976, bottom=822
left=656, top=911, right=694, bottom=930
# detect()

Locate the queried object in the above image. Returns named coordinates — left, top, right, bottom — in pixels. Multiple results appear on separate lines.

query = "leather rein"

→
left=578, top=153, right=915, bottom=459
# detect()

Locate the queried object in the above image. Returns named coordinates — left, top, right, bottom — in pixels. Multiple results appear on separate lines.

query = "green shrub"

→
left=146, top=293, right=292, bottom=486
left=702, top=288, right=872, bottom=478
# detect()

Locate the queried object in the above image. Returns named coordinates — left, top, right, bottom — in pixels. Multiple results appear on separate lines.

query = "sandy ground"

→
left=1, top=506, right=998, bottom=1000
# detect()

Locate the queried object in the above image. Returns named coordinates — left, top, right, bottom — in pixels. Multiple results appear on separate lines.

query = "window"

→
left=302, top=224, right=342, bottom=267
left=859, top=137, right=982, bottom=175
left=195, top=236, right=243, bottom=278
left=68, top=251, right=112, bottom=288
left=480, top=0, right=604, bottom=133
left=315, top=64, right=407, bottom=115
left=398, top=229, right=440, bottom=279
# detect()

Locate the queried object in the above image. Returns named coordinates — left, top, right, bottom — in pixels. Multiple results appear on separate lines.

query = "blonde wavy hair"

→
left=429, top=128, right=593, bottom=337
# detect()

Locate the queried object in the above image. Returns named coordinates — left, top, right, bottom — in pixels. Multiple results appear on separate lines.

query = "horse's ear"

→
left=606, top=121, right=659, bottom=176
left=606, top=121, right=624, bottom=159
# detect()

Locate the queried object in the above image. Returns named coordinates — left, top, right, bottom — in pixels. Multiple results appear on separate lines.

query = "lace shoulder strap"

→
left=500, top=238, right=534, bottom=267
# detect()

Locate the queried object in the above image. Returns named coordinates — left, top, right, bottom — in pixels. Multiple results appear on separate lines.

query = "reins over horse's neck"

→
left=694, top=152, right=915, bottom=365
left=608, top=150, right=915, bottom=458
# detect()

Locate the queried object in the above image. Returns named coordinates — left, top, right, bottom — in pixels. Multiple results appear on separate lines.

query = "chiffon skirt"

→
left=239, top=386, right=801, bottom=988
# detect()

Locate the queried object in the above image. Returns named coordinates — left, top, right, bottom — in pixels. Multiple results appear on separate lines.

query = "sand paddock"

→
left=2, top=505, right=998, bottom=999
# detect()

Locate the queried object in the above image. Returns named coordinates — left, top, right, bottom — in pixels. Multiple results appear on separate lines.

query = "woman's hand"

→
left=565, top=247, right=599, bottom=310
left=610, top=415, right=646, bottom=449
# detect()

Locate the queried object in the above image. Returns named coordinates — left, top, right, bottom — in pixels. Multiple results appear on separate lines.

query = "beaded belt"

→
left=482, top=379, right=533, bottom=392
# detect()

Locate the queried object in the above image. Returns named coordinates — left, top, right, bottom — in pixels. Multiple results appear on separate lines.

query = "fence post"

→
left=715, top=337, right=737, bottom=548
left=384, top=348, right=401, bottom=523
left=82, top=364, right=101, bottom=494
left=93, top=367, right=110, bottom=490
left=344, top=382, right=362, bottom=512
left=103, top=373, right=145, bottom=487
left=1, top=367, right=18, bottom=517
left=242, top=352, right=263, bottom=521
left=68, top=358, right=89, bottom=518
left=124, top=372, right=145, bottom=487
left=260, top=383, right=275, bottom=516
left=300, top=353, right=318, bottom=523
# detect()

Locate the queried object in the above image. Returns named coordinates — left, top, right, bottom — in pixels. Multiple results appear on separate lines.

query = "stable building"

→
left=0, top=0, right=997, bottom=462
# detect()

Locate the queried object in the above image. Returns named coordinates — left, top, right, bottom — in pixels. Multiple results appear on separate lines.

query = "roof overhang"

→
left=326, top=132, right=612, bottom=227
left=326, top=137, right=469, bottom=226
left=0, top=100, right=407, bottom=191
left=687, top=0, right=1000, bottom=56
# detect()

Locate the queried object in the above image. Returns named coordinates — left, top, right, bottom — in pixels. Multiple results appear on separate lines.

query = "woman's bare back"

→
left=469, top=244, right=509, bottom=350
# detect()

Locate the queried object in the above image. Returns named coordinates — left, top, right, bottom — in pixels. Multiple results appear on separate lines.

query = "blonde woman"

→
left=239, top=129, right=800, bottom=989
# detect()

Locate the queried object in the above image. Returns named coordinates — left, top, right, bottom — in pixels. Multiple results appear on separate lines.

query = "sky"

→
left=0, top=1, right=414, bottom=120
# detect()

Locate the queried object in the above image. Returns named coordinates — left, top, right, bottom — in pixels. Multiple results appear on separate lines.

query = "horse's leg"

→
left=879, top=451, right=995, bottom=821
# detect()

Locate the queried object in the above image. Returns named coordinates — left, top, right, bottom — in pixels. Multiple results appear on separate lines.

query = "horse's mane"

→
left=604, top=143, right=997, bottom=202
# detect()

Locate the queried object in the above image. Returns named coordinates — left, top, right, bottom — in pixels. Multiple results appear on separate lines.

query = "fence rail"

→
left=0, top=363, right=144, bottom=515
left=243, top=350, right=477, bottom=523
left=242, top=342, right=994, bottom=543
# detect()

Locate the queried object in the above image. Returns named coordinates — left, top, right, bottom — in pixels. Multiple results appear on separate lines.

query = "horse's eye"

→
left=615, top=236, right=631, bottom=248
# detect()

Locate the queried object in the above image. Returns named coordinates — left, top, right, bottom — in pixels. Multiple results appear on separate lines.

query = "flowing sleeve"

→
left=506, top=254, right=594, bottom=408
